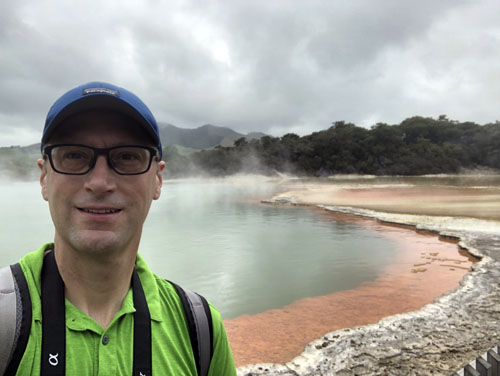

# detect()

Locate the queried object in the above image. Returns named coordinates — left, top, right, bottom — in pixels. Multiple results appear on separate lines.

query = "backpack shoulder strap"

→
left=170, top=282, right=214, bottom=376
left=0, top=263, right=32, bottom=376
left=0, top=265, right=17, bottom=375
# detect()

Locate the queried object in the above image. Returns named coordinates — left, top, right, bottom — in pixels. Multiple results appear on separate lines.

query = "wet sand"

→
left=225, top=208, right=474, bottom=366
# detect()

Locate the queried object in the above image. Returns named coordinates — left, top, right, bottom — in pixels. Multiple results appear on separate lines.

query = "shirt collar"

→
left=27, top=243, right=163, bottom=323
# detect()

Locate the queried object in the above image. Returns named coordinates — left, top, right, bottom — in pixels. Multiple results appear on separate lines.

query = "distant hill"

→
left=2, top=116, right=499, bottom=179
left=2, top=123, right=266, bottom=153
left=184, top=117, right=500, bottom=177
left=246, top=132, right=267, bottom=141
left=0, top=143, right=41, bottom=180
left=0, top=123, right=267, bottom=179
left=158, top=123, right=266, bottom=149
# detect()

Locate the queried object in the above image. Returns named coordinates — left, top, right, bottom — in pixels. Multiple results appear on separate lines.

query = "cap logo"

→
left=82, top=87, right=120, bottom=97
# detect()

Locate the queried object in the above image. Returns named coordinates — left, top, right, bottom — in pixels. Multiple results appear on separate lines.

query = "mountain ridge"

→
left=158, top=123, right=266, bottom=149
left=3, top=123, right=267, bottom=151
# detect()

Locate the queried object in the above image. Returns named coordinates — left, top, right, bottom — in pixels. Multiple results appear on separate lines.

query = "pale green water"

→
left=0, top=178, right=398, bottom=319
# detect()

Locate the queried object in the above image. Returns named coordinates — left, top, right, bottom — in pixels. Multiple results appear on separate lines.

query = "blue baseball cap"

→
left=42, top=81, right=162, bottom=159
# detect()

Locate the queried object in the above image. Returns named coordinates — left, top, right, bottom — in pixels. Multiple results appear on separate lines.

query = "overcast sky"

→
left=1, top=0, right=499, bottom=146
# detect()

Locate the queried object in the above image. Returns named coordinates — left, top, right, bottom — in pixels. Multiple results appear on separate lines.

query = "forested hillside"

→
left=1, top=116, right=499, bottom=179
left=164, top=116, right=500, bottom=177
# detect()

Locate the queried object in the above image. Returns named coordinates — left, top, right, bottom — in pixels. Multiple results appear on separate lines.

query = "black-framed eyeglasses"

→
left=43, top=144, right=159, bottom=175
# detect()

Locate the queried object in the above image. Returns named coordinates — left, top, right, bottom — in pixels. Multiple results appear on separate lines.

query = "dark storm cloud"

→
left=0, top=0, right=499, bottom=146
left=198, top=0, right=475, bottom=133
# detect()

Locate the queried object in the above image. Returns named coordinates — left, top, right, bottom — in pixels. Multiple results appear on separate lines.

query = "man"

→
left=2, top=82, right=236, bottom=375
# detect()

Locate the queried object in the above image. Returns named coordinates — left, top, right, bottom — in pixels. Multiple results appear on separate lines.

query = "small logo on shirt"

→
left=48, top=353, right=59, bottom=366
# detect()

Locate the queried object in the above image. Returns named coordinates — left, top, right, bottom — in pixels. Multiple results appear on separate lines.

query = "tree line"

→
left=163, top=116, right=500, bottom=177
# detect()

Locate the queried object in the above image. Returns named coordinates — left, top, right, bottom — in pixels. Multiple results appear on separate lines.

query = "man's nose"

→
left=84, top=155, right=117, bottom=193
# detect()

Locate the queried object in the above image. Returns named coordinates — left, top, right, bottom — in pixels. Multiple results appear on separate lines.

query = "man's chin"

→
left=66, top=231, right=130, bottom=256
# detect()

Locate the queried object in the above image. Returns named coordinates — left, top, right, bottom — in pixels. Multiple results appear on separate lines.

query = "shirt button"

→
left=102, top=335, right=109, bottom=345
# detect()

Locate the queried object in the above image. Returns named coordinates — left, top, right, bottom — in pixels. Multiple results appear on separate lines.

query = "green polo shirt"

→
left=15, top=243, right=236, bottom=375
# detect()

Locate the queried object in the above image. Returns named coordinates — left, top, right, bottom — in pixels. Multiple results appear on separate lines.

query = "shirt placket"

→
left=97, top=326, right=118, bottom=376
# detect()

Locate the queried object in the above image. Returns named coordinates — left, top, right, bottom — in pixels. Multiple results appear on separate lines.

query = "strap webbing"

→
left=40, top=251, right=152, bottom=376
left=184, top=289, right=211, bottom=376
left=4, top=263, right=33, bottom=376
left=171, top=282, right=213, bottom=376
left=41, top=251, right=66, bottom=375
left=0, top=265, right=17, bottom=375
left=132, top=269, right=152, bottom=376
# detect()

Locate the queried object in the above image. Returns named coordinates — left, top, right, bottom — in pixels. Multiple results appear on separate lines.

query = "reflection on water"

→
left=0, top=178, right=400, bottom=319
left=142, top=178, right=399, bottom=318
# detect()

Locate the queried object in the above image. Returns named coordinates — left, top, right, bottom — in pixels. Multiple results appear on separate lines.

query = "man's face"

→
left=38, top=111, right=165, bottom=257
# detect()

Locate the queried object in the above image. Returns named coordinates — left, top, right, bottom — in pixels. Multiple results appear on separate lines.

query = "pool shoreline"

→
left=235, top=182, right=500, bottom=375
left=226, top=206, right=472, bottom=367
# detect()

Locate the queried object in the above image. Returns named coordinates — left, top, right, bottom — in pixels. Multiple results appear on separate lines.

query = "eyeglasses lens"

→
left=109, top=147, right=151, bottom=174
left=52, top=145, right=92, bottom=174
left=49, top=145, right=153, bottom=175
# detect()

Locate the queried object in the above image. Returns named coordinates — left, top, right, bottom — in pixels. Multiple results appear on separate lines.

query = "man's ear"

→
left=37, top=158, right=49, bottom=202
left=153, top=161, right=166, bottom=200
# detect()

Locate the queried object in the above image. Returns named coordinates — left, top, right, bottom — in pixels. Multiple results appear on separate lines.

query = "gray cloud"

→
left=0, top=0, right=499, bottom=146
